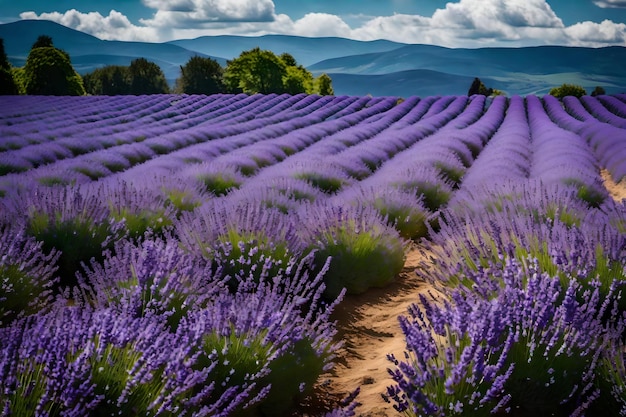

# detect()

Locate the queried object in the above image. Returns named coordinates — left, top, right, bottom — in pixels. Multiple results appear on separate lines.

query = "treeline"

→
left=0, top=35, right=334, bottom=96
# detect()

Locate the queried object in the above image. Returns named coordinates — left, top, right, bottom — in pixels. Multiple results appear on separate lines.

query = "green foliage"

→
left=31, top=35, right=53, bottom=49
left=82, top=65, right=131, bottom=95
left=316, top=73, right=334, bottom=96
left=0, top=38, right=18, bottom=95
left=0, top=265, right=44, bottom=324
left=224, top=47, right=287, bottom=94
left=468, top=77, right=493, bottom=96
left=11, top=67, right=26, bottom=94
left=591, top=85, right=606, bottom=97
left=128, top=58, right=169, bottom=95
left=197, top=327, right=270, bottom=416
left=175, top=55, right=224, bottom=94
left=260, top=338, right=327, bottom=416
left=283, top=65, right=314, bottom=94
left=211, top=229, right=293, bottom=291
left=309, top=221, right=405, bottom=298
left=293, top=172, right=345, bottom=194
left=197, top=172, right=242, bottom=196
left=549, top=83, right=587, bottom=99
left=25, top=210, right=116, bottom=289
left=279, top=52, right=298, bottom=67
left=24, top=46, right=85, bottom=96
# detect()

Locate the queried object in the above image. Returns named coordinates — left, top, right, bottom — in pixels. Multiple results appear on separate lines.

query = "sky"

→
left=1, top=0, right=626, bottom=48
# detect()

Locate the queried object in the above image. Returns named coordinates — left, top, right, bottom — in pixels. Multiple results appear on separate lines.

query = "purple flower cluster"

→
left=387, top=258, right=625, bottom=416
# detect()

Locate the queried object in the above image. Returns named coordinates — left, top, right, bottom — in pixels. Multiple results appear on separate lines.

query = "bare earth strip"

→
left=317, top=246, right=435, bottom=417
left=308, top=171, right=626, bottom=417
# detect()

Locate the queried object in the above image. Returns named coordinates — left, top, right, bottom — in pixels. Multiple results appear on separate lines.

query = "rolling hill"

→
left=1, top=19, right=625, bottom=96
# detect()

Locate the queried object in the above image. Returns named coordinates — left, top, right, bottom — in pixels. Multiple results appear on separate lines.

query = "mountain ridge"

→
left=1, top=19, right=624, bottom=96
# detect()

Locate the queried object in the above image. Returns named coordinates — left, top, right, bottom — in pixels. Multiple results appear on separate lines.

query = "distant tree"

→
left=591, top=86, right=606, bottom=97
left=83, top=65, right=131, bottom=95
left=0, top=38, right=18, bottom=95
left=279, top=52, right=298, bottom=67
left=468, top=77, right=493, bottom=96
left=11, top=67, right=26, bottom=94
left=549, top=83, right=586, bottom=99
left=31, top=35, right=53, bottom=49
left=283, top=65, right=314, bottom=94
left=175, top=56, right=224, bottom=95
left=316, top=73, right=334, bottom=96
left=128, top=58, right=169, bottom=95
left=23, top=37, right=85, bottom=96
left=224, top=47, right=287, bottom=94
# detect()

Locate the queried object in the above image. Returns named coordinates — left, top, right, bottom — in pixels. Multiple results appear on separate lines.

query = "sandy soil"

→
left=602, top=169, right=626, bottom=202
left=304, top=171, right=626, bottom=417
left=312, top=246, right=436, bottom=417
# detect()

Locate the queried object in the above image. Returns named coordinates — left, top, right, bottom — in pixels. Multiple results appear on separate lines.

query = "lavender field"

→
left=1, top=92, right=626, bottom=416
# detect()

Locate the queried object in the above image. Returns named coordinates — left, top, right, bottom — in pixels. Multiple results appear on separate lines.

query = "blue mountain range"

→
left=1, top=19, right=625, bottom=96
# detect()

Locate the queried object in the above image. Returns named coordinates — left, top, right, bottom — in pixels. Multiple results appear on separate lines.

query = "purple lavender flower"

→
left=78, top=235, right=221, bottom=329
left=0, top=225, right=59, bottom=325
left=2, top=185, right=124, bottom=290
left=297, top=202, right=406, bottom=298
left=388, top=258, right=623, bottom=416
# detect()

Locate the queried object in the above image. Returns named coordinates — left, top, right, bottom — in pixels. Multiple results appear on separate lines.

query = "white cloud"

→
left=18, top=0, right=626, bottom=48
left=594, top=0, right=626, bottom=8
left=565, top=19, right=626, bottom=44
left=141, top=0, right=275, bottom=23
left=19, top=9, right=158, bottom=41
left=289, top=13, right=353, bottom=38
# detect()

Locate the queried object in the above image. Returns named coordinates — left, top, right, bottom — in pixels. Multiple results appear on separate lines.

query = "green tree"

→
left=128, top=58, right=169, bottom=95
left=83, top=65, right=131, bottom=95
left=0, top=38, right=18, bottom=95
left=11, top=67, right=26, bottom=94
left=283, top=65, right=314, bottom=94
left=32, top=35, right=53, bottom=49
left=468, top=77, right=493, bottom=96
left=224, top=47, right=287, bottom=94
left=23, top=37, right=85, bottom=96
left=316, top=73, right=334, bottom=96
left=549, top=83, right=587, bottom=99
left=175, top=56, right=224, bottom=94
left=279, top=52, right=298, bottom=67
left=591, top=86, right=606, bottom=97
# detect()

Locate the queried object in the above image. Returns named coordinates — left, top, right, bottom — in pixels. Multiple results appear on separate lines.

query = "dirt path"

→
left=309, top=171, right=626, bottom=417
left=602, top=169, right=626, bottom=201
left=319, top=246, right=435, bottom=416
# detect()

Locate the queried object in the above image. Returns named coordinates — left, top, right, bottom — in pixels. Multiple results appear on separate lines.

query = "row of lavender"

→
left=1, top=93, right=626, bottom=416
left=385, top=94, right=626, bottom=415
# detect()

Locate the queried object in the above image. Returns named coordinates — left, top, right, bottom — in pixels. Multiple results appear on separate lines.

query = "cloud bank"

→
left=19, top=0, right=626, bottom=47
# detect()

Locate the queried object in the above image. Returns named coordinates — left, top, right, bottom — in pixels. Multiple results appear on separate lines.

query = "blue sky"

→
left=2, top=0, right=626, bottom=47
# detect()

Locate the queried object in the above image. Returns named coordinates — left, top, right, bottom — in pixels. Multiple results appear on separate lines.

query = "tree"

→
left=591, top=86, right=606, bottom=97
left=549, top=83, right=586, bottom=99
left=23, top=37, right=85, bottom=96
left=83, top=65, right=131, bottom=95
left=224, top=47, right=287, bottom=94
left=32, top=35, right=53, bottom=49
left=279, top=52, right=298, bottom=67
left=128, top=58, right=169, bottom=95
left=283, top=65, right=314, bottom=94
left=0, top=38, right=18, bottom=95
left=468, top=77, right=493, bottom=96
left=316, top=73, right=334, bottom=96
left=175, top=56, right=224, bottom=95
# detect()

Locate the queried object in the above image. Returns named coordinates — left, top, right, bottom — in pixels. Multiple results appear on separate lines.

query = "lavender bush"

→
left=1, top=186, right=124, bottom=290
left=175, top=200, right=303, bottom=291
left=386, top=259, right=625, bottom=416
left=298, top=203, right=406, bottom=298
left=0, top=225, right=59, bottom=325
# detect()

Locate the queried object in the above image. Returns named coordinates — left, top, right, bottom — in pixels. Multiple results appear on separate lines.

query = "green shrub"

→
left=300, top=204, right=406, bottom=298
left=549, top=83, right=587, bottom=99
